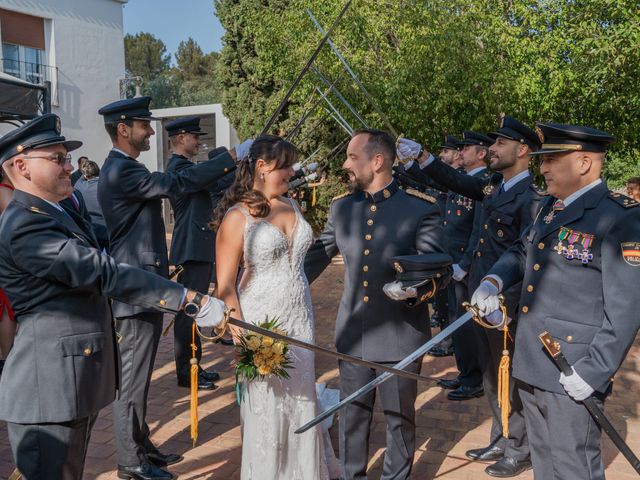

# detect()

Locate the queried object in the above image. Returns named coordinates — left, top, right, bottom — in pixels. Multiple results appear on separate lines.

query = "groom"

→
left=305, top=129, right=446, bottom=479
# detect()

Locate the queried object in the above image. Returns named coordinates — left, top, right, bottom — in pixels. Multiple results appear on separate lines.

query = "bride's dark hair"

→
left=210, top=135, right=298, bottom=230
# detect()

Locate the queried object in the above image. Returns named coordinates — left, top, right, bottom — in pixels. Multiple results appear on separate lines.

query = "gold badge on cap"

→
left=16, top=145, right=24, bottom=153
left=120, top=114, right=126, bottom=120
left=536, top=126, right=545, bottom=144
left=393, top=261, right=404, bottom=273
left=55, top=116, right=61, bottom=134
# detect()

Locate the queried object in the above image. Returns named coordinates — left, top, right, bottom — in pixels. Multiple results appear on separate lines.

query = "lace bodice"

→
left=235, top=198, right=315, bottom=341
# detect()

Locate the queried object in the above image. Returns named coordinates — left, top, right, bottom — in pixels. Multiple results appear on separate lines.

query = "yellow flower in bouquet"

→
left=234, top=316, right=294, bottom=403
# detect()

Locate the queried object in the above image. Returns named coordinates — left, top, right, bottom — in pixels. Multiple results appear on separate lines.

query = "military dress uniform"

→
left=97, top=98, right=236, bottom=469
left=305, top=180, right=447, bottom=480
left=0, top=115, right=185, bottom=479
left=488, top=123, right=640, bottom=480
left=442, top=165, right=488, bottom=395
left=414, top=123, right=543, bottom=471
left=164, top=117, right=221, bottom=387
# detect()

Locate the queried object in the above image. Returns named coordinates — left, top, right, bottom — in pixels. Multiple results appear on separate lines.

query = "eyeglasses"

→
left=21, top=152, right=72, bottom=166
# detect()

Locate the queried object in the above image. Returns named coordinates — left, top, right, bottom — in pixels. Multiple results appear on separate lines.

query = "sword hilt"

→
left=462, top=294, right=507, bottom=330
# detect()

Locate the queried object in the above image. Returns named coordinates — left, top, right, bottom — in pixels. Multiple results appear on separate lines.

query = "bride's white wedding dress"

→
left=231, top=199, right=340, bottom=480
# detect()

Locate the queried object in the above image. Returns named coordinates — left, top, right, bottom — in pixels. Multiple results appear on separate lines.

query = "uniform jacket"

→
left=166, top=153, right=216, bottom=265
left=304, top=181, right=446, bottom=362
left=443, top=168, right=489, bottom=269
left=421, top=159, right=544, bottom=317
left=490, top=183, right=640, bottom=395
left=0, top=190, right=184, bottom=423
left=98, top=149, right=234, bottom=318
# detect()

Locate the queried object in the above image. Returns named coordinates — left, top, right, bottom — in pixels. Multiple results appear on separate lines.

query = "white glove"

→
left=383, top=281, right=417, bottom=301
left=233, top=139, right=253, bottom=161
left=396, top=138, right=422, bottom=163
left=452, top=264, right=467, bottom=282
left=194, top=296, right=227, bottom=328
left=559, top=367, right=595, bottom=401
left=470, top=280, right=500, bottom=316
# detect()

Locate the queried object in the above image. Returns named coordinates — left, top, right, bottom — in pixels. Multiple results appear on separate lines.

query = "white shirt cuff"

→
left=485, top=274, right=504, bottom=292
left=419, top=153, right=436, bottom=169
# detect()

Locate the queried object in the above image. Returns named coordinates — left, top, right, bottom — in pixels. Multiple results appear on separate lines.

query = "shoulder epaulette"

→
left=530, top=184, right=549, bottom=196
left=609, top=191, right=639, bottom=208
left=405, top=188, right=436, bottom=204
left=331, top=192, right=352, bottom=202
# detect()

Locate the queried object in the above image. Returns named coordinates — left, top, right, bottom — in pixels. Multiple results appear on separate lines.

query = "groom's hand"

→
left=383, top=281, right=417, bottom=301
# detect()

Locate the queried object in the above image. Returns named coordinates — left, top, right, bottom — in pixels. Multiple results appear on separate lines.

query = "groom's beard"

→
left=346, top=170, right=374, bottom=193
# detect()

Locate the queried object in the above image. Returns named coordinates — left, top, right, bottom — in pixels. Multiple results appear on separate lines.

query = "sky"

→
left=122, top=0, right=225, bottom=61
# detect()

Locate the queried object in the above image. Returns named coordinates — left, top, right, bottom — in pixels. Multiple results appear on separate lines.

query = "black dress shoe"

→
left=199, top=369, right=220, bottom=382
left=147, top=451, right=184, bottom=467
left=465, top=444, right=505, bottom=461
left=117, top=463, right=174, bottom=480
left=447, top=384, right=484, bottom=401
left=438, top=377, right=461, bottom=390
left=177, top=376, right=218, bottom=390
left=485, top=457, right=532, bottom=477
left=214, top=337, right=234, bottom=346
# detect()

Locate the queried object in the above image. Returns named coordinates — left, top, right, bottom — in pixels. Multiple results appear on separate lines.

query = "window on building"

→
left=0, top=9, right=46, bottom=84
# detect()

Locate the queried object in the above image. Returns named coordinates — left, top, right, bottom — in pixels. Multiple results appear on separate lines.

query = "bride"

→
left=212, top=135, right=341, bottom=479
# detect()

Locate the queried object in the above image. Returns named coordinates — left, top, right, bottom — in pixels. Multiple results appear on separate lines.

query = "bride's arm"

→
left=215, top=208, right=246, bottom=343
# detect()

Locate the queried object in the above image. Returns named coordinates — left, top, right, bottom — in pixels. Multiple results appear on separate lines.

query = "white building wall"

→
left=0, top=0, right=127, bottom=164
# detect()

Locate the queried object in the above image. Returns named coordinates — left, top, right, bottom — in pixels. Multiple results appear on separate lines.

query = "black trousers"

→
left=475, top=319, right=529, bottom=461
left=8, top=413, right=97, bottom=480
left=174, top=261, right=213, bottom=381
left=449, top=278, right=482, bottom=387
left=519, top=382, right=604, bottom=480
left=339, top=359, right=421, bottom=480
left=113, top=312, right=163, bottom=466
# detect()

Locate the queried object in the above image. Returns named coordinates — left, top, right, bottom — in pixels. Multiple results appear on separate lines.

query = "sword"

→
left=295, top=309, right=476, bottom=434
left=223, top=316, right=440, bottom=384
left=539, top=332, right=640, bottom=474
left=260, top=0, right=353, bottom=135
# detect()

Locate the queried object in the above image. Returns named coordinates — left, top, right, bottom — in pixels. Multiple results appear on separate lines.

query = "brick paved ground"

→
left=0, top=262, right=638, bottom=479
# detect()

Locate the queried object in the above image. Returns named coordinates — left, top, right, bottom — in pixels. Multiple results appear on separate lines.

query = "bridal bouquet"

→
left=235, top=316, right=293, bottom=385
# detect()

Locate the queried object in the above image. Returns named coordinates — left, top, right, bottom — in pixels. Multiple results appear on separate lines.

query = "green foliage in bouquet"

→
left=235, top=317, right=294, bottom=389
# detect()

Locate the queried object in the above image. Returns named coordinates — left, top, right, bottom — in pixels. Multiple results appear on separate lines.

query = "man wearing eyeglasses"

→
left=0, top=113, right=226, bottom=479
left=97, top=97, right=252, bottom=480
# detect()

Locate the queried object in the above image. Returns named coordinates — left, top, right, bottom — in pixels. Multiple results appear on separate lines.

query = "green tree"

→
left=124, top=32, right=171, bottom=79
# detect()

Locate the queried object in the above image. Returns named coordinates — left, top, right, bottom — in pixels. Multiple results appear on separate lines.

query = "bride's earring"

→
left=260, top=172, right=265, bottom=181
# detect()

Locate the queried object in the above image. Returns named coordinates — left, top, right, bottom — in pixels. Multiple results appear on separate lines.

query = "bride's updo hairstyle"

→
left=211, top=135, right=298, bottom=230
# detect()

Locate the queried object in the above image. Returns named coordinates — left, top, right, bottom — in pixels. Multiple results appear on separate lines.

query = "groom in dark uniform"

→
left=305, top=129, right=447, bottom=480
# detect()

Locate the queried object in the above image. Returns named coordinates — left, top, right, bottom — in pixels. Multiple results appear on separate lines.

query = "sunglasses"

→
left=21, top=152, right=72, bottom=166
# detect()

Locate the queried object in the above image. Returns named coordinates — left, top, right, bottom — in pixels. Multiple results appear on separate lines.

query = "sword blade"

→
left=294, top=310, right=474, bottom=434
left=260, top=0, right=353, bottom=136
left=227, top=317, right=439, bottom=384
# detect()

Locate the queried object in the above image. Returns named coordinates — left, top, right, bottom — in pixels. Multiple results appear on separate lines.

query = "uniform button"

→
left=370, top=205, right=377, bottom=212
left=566, top=335, right=573, bottom=342
left=476, top=252, right=481, bottom=257
left=480, top=238, right=484, bottom=244
left=460, top=247, right=464, bottom=252
left=83, top=347, right=93, bottom=356
left=533, top=264, right=540, bottom=271
left=527, top=285, right=534, bottom=292
left=367, top=219, right=373, bottom=226
left=484, top=224, right=488, bottom=230
left=497, top=218, right=501, bottom=223
left=443, top=221, right=448, bottom=225
left=363, top=296, right=370, bottom=303
left=201, top=227, right=206, bottom=231
left=363, top=266, right=369, bottom=272
left=447, top=210, right=451, bottom=214
left=363, top=281, right=369, bottom=287
left=497, top=229, right=504, bottom=238
left=155, top=260, right=161, bottom=267
left=522, top=306, right=529, bottom=313
left=365, top=234, right=372, bottom=240
left=224, top=167, right=229, bottom=173
left=538, top=242, right=545, bottom=250
left=159, top=299, right=166, bottom=306
left=364, top=249, right=370, bottom=256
